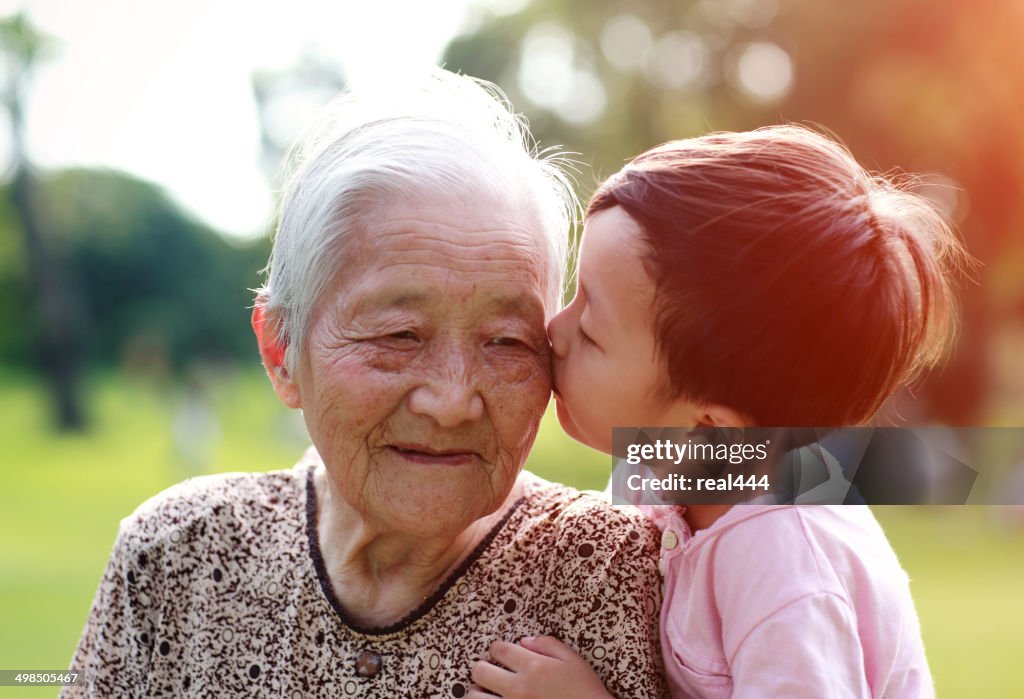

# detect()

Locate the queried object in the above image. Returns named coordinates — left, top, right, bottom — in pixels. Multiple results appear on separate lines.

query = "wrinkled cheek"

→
left=488, top=362, right=551, bottom=468
left=304, top=369, right=401, bottom=464
left=504, top=362, right=551, bottom=419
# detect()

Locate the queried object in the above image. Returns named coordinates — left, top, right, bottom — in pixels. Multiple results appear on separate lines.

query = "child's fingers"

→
left=486, top=638, right=541, bottom=672
left=464, top=688, right=501, bottom=699
left=519, top=634, right=579, bottom=662
left=470, top=658, right=515, bottom=695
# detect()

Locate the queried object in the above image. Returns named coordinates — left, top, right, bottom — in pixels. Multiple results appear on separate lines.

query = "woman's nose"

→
left=407, top=352, right=485, bottom=428
left=548, top=307, right=571, bottom=359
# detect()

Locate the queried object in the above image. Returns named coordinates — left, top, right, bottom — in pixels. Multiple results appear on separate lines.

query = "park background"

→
left=1, top=0, right=1023, bottom=696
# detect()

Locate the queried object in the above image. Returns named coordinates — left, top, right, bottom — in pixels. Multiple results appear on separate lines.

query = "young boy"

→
left=469, top=125, right=964, bottom=698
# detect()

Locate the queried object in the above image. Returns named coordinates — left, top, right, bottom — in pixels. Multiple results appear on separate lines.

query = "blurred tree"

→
left=446, top=0, right=787, bottom=184
left=0, top=14, right=271, bottom=430
left=6, top=168, right=271, bottom=372
left=0, top=13, right=85, bottom=430
left=444, top=0, right=1016, bottom=425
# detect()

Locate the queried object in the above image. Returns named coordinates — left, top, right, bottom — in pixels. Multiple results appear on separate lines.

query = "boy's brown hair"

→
left=588, top=125, right=966, bottom=426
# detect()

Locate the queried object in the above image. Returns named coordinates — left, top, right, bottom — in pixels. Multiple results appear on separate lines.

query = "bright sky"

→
left=4, top=0, right=492, bottom=238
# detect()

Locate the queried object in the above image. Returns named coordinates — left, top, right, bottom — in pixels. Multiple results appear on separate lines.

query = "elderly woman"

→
left=65, top=70, right=666, bottom=698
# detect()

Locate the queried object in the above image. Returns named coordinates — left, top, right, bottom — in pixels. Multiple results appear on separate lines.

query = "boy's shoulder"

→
left=701, top=505, right=908, bottom=607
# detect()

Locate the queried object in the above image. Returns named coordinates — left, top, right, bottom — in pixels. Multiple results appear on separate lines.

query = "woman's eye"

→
left=488, top=336, right=524, bottom=348
left=387, top=330, right=420, bottom=342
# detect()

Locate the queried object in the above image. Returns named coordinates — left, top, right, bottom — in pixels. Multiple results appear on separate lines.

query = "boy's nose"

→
left=547, top=309, right=570, bottom=359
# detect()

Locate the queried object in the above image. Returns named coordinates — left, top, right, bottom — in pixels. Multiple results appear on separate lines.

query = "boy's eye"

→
left=578, top=328, right=596, bottom=347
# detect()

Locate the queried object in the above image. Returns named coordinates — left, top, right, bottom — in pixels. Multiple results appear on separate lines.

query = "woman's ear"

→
left=251, top=305, right=302, bottom=409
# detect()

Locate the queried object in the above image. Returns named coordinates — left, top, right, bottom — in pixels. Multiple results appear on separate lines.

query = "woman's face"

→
left=290, top=192, right=553, bottom=537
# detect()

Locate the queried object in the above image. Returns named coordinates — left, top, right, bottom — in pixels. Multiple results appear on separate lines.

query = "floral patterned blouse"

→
left=64, top=458, right=668, bottom=698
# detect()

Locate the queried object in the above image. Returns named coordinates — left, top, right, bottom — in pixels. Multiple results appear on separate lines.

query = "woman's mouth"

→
left=386, top=444, right=478, bottom=466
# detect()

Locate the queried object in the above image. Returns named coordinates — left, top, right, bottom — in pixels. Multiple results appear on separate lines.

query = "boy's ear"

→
left=695, top=403, right=750, bottom=428
left=251, top=305, right=302, bottom=409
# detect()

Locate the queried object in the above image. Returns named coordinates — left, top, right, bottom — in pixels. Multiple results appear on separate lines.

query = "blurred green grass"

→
left=1, top=368, right=1021, bottom=697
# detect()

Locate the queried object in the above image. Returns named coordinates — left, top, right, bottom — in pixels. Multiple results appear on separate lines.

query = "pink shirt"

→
left=643, top=505, right=934, bottom=698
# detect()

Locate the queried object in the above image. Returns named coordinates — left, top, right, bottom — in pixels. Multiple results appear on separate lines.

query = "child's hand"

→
left=467, top=635, right=616, bottom=699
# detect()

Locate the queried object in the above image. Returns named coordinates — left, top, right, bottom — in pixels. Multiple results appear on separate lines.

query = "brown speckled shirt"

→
left=64, top=461, right=668, bottom=698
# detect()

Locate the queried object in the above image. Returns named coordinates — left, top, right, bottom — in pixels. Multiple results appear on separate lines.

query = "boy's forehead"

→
left=582, top=209, right=647, bottom=274
left=580, top=208, right=655, bottom=321
left=583, top=206, right=645, bottom=252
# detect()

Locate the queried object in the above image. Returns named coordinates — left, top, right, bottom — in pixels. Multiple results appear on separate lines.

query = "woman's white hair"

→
left=255, top=67, right=578, bottom=371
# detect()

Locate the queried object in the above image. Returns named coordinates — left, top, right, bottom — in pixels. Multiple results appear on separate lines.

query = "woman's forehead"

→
left=349, top=282, right=547, bottom=322
left=358, top=187, right=546, bottom=240
left=317, top=205, right=549, bottom=320
left=344, top=195, right=550, bottom=277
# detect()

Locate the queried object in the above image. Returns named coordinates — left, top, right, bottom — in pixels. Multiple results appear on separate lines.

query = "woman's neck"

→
left=314, top=467, right=522, bottom=628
